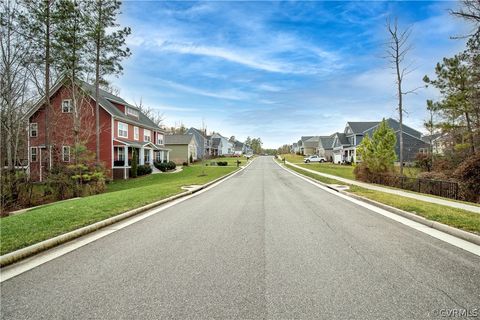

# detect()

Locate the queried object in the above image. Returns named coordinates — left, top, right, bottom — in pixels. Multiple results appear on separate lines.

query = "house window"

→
left=62, top=146, right=70, bottom=162
left=30, top=123, right=38, bottom=137
left=118, top=122, right=128, bottom=138
left=134, top=126, right=139, bottom=140
left=118, top=147, right=125, bottom=161
left=157, top=133, right=164, bottom=145
left=144, top=151, right=150, bottom=164
left=62, top=99, right=72, bottom=113
left=30, top=147, right=38, bottom=162
left=144, top=129, right=151, bottom=142
left=126, top=107, right=139, bottom=117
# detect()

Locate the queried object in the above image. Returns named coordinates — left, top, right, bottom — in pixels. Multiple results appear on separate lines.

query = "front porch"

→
left=333, top=147, right=356, bottom=164
left=112, top=140, right=170, bottom=179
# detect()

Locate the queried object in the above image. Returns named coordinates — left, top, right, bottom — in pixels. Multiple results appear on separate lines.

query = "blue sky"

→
left=112, top=1, right=469, bottom=148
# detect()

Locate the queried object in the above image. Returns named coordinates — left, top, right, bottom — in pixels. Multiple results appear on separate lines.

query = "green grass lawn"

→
left=284, top=163, right=480, bottom=235
left=282, top=154, right=420, bottom=180
left=0, top=166, right=236, bottom=255
left=193, top=156, right=251, bottom=167
left=298, top=163, right=356, bottom=179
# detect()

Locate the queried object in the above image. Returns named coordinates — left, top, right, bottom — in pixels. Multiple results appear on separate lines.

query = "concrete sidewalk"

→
left=285, top=161, right=480, bottom=214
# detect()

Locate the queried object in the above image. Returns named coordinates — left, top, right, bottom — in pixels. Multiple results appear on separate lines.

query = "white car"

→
left=304, top=155, right=326, bottom=163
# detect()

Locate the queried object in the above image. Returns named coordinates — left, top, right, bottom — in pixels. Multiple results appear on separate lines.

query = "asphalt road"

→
left=1, top=157, right=479, bottom=319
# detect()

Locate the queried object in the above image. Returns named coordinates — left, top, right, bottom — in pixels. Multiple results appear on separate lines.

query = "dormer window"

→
left=62, top=99, right=72, bottom=113
left=126, top=107, right=139, bottom=118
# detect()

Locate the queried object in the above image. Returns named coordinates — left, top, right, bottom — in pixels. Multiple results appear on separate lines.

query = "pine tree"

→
left=86, top=0, right=131, bottom=163
left=19, top=0, right=60, bottom=166
left=53, top=0, right=92, bottom=160
left=357, top=119, right=397, bottom=173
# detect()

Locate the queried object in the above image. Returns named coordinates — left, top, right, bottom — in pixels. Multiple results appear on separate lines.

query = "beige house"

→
left=165, top=134, right=197, bottom=165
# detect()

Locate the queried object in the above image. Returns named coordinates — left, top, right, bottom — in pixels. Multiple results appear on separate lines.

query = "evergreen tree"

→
left=19, top=0, right=60, bottom=164
left=423, top=55, right=476, bottom=154
left=53, top=0, right=92, bottom=159
left=357, top=119, right=397, bottom=173
left=86, top=0, right=131, bottom=163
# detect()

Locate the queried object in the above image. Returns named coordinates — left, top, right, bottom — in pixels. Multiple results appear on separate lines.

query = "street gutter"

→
left=275, top=158, right=480, bottom=247
left=0, top=158, right=256, bottom=268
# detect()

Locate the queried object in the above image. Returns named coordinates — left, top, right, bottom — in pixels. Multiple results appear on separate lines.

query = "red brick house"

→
left=26, top=78, right=170, bottom=181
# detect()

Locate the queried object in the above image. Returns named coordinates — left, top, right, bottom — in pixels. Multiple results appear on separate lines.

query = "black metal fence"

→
left=369, top=174, right=459, bottom=200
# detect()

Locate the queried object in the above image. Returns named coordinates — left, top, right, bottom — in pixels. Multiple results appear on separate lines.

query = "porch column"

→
left=139, top=148, right=145, bottom=165
left=123, top=145, right=128, bottom=180
left=166, top=150, right=169, bottom=162
left=149, top=149, right=154, bottom=165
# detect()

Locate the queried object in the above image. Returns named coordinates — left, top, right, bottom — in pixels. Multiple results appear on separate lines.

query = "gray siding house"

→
left=332, top=118, right=429, bottom=164
left=186, top=127, right=208, bottom=159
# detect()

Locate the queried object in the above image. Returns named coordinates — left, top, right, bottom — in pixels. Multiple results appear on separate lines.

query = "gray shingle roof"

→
left=334, top=133, right=350, bottom=145
left=318, top=136, right=335, bottom=149
left=165, top=134, right=194, bottom=145
left=346, top=121, right=379, bottom=134
left=187, top=127, right=207, bottom=138
left=78, top=79, right=161, bottom=130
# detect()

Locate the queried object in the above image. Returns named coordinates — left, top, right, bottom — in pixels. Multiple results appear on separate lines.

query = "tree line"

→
left=1, top=0, right=131, bottom=213
left=1, top=0, right=131, bottom=169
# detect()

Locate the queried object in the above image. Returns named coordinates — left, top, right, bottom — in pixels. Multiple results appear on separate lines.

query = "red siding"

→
left=28, top=85, right=113, bottom=181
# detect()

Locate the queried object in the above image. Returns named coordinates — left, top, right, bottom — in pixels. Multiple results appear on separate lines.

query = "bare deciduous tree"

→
left=385, top=17, right=421, bottom=175
left=134, top=98, right=165, bottom=127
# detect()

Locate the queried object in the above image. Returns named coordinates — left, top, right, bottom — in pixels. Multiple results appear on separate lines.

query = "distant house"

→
left=332, top=118, right=429, bottom=164
left=186, top=127, right=208, bottom=159
left=165, top=134, right=197, bottom=165
left=233, top=140, right=244, bottom=156
left=422, top=133, right=448, bottom=155
left=303, top=136, right=320, bottom=155
left=211, top=133, right=233, bottom=156
left=26, top=77, right=170, bottom=181
left=297, top=136, right=313, bottom=155
left=318, top=136, right=335, bottom=161
left=291, top=142, right=298, bottom=153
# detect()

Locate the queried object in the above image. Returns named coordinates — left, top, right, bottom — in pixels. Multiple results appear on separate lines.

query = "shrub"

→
left=130, top=150, right=138, bottom=178
left=137, top=165, right=152, bottom=176
left=182, top=162, right=188, bottom=167
left=353, top=163, right=373, bottom=182
left=454, top=153, right=480, bottom=203
left=415, top=152, right=432, bottom=172
left=154, top=161, right=168, bottom=172
left=167, top=161, right=176, bottom=170
left=217, top=161, right=228, bottom=166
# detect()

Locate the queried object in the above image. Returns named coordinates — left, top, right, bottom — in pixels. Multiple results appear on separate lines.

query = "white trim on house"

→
left=144, top=129, right=151, bottom=142
left=30, top=123, right=38, bottom=137
left=134, top=126, right=139, bottom=140
left=30, top=147, right=38, bottom=162
left=62, top=146, right=70, bottom=162
left=61, top=99, right=72, bottom=113
left=118, top=121, right=128, bottom=138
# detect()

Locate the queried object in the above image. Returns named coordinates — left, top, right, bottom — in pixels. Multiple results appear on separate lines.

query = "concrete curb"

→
left=0, top=159, right=255, bottom=268
left=280, top=161, right=480, bottom=246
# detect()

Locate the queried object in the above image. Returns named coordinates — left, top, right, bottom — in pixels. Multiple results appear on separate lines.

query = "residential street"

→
left=1, top=156, right=479, bottom=319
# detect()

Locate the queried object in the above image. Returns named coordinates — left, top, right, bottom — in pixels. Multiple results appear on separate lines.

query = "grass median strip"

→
left=285, top=163, right=480, bottom=235
left=0, top=166, right=236, bottom=255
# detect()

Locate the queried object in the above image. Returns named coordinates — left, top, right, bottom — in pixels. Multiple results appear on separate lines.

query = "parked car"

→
left=304, top=155, right=326, bottom=163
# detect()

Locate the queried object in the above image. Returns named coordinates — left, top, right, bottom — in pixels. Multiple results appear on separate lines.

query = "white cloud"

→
left=158, top=79, right=254, bottom=101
